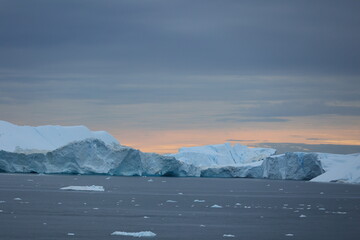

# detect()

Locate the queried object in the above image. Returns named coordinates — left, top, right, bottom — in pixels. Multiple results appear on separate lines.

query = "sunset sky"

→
left=1, top=0, right=360, bottom=153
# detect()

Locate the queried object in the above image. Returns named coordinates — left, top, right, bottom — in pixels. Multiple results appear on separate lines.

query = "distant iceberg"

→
left=167, top=143, right=276, bottom=167
left=200, top=152, right=324, bottom=180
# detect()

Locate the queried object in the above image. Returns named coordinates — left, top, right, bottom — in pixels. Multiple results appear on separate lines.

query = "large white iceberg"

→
left=168, top=143, right=276, bottom=167
left=0, top=120, right=119, bottom=153
left=311, top=153, right=360, bottom=183
left=261, top=152, right=324, bottom=180
left=0, top=139, right=199, bottom=176
left=200, top=152, right=324, bottom=180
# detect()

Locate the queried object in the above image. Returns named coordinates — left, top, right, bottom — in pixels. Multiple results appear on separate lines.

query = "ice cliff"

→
left=262, top=152, right=324, bottom=180
left=0, top=139, right=199, bottom=177
left=200, top=152, right=324, bottom=180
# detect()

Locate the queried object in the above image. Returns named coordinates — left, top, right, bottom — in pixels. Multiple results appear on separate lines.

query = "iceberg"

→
left=200, top=153, right=324, bottom=180
left=261, top=152, right=324, bottom=180
left=168, top=143, right=276, bottom=167
left=169, top=143, right=360, bottom=183
left=0, top=139, right=199, bottom=177
left=0, top=120, right=119, bottom=153
left=0, top=137, right=359, bottom=183
left=310, top=153, right=360, bottom=183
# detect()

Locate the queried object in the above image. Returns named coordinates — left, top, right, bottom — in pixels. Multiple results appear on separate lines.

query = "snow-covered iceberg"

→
left=169, top=143, right=326, bottom=180
left=0, top=139, right=199, bottom=176
left=200, top=152, right=325, bottom=180
left=262, top=152, right=324, bottom=180
left=0, top=121, right=200, bottom=177
left=167, top=143, right=360, bottom=183
left=0, top=120, right=119, bottom=153
left=311, top=153, right=360, bottom=183
left=168, top=143, right=276, bottom=167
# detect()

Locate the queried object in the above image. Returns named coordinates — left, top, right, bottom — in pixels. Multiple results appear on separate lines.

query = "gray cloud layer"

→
left=1, top=0, right=360, bottom=74
left=252, top=142, right=360, bottom=154
left=1, top=0, right=360, bottom=126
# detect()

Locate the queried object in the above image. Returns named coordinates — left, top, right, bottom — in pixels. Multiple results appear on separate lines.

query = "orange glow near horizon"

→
left=110, top=127, right=360, bottom=154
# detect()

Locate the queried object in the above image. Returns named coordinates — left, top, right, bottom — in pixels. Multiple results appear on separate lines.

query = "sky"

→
left=1, top=0, right=360, bottom=153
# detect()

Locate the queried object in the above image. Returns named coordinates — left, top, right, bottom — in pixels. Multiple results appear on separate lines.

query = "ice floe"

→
left=111, top=231, right=156, bottom=237
left=211, top=204, right=223, bottom=208
left=60, top=185, right=104, bottom=192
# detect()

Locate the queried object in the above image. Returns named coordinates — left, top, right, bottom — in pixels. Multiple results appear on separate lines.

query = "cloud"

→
left=217, top=117, right=289, bottom=123
left=1, top=0, right=360, bottom=144
left=1, top=74, right=359, bottom=106
left=306, top=138, right=329, bottom=141
left=0, top=1, right=360, bottom=75
left=251, top=142, right=360, bottom=155
left=225, top=139, right=256, bottom=142
left=218, top=100, right=360, bottom=120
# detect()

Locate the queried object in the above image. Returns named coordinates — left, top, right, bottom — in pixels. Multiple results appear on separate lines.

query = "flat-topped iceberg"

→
left=167, top=143, right=276, bottom=167
left=200, top=152, right=325, bottom=180
left=0, top=139, right=199, bottom=176
left=0, top=120, right=119, bottom=153
left=167, top=142, right=360, bottom=183
left=262, top=152, right=324, bottom=180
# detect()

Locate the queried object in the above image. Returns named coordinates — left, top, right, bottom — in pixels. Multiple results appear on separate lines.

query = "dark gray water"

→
left=0, top=173, right=359, bottom=240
